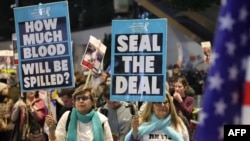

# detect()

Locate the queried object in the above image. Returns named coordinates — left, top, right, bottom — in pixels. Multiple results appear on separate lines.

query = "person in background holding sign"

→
left=0, top=82, right=13, bottom=141
left=11, top=91, right=47, bottom=141
left=45, top=87, right=113, bottom=141
left=124, top=93, right=189, bottom=141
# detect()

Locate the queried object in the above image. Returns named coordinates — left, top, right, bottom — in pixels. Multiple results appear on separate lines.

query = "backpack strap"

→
left=65, top=110, right=72, bottom=132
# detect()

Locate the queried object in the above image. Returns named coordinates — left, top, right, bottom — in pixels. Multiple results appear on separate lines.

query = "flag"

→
left=242, top=57, right=250, bottom=124
left=195, top=0, right=250, bottom=141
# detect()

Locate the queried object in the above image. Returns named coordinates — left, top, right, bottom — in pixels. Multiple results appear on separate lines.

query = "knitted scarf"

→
left=125, top=114, right=183, bottom=141
left=67, top=108, right=104, bottom=141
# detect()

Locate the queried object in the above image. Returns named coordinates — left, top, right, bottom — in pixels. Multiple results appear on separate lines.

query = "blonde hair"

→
left=140, top=93, right=183, bottom=130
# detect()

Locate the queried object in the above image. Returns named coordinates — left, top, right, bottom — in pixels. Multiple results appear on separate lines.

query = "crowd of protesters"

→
left=0, top=62, right=206, bottom=141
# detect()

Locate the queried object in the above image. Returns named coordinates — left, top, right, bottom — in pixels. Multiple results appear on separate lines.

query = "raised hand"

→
left=173, top=92, right=183, bottom=103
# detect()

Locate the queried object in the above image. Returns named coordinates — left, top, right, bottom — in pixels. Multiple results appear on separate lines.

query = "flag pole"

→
left=47, top=90, right=52, bottom=115
left=84, top=69, right=92, bottom=89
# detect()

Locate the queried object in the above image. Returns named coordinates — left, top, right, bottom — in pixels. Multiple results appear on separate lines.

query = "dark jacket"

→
left=0, top=95, right=14, bottom=132
left=8, top=86, right=20, bottom=104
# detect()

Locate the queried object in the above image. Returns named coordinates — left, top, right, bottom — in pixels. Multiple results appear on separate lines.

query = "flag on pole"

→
left=195, top=0, right=250, bottom=141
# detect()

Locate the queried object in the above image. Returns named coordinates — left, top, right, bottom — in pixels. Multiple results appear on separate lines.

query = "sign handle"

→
left=47, top=90, right=52, bottom=115
left=84, top=69, right=92, bottom=88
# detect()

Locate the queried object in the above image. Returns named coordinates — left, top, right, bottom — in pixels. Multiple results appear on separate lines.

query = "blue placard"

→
left=110, top=19, right=167, bottom=102
left=14, top=1, right=74, bottom=92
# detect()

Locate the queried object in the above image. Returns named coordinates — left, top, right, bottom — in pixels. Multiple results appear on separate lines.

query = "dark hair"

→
left=102, top=85, right=110, bottom=99
left=74, top=71, right=85, bottom=84
left=176, top=76, right=189, bottom=87
left=173, top=64, right=180, bottom=69
left=59, top=88, right=75, bottom=98
left=168, top=76, right=178, bottom=83
left=102, top=71, right=110, bottom=77
left=0, top=78, right=7, bottom=84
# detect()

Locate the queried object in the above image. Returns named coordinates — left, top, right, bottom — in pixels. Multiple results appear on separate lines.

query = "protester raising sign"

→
left=14, top=2, right=74, bottom=92
left=110, top=19, right=167, bottom=102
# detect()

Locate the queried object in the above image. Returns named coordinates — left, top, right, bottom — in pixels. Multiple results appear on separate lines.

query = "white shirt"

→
left=52, top=111, right=113, bottom=141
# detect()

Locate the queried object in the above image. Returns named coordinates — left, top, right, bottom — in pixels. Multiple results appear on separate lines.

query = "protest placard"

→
left=110, top=19, right=167, bottom=102
left=81, top=35, right=107, bottom=74
left=14, top=1, right=74, bottom=92
left=0, top=50, right=16, bottom=75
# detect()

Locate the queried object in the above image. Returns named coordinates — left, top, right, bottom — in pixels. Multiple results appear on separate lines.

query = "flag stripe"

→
left=244, top=82, right=250, bottom=105
left=245, top=57, right=250, bottom=81
left=241, top=106, right=250, bottom=124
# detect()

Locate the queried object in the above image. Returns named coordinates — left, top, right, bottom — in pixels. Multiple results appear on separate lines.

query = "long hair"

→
left=140, top=93, right=182, bottom=130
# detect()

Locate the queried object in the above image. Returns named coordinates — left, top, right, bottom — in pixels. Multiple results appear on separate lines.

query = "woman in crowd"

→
left=105, top=74, right=111, bottom=86
left=125, top=93, right=189, bottom=141
left=0, top=82, right=13, bottom=140
left=11, top=91, right=47, bottom=141
left=45, top=87, right=113, bottom=141
left=173, top=76, right=194, bottom=122
left=100, top=71, right=110, bottom=85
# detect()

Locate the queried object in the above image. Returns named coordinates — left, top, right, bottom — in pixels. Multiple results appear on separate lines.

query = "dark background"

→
left=0, top=0, right=115, bottom=41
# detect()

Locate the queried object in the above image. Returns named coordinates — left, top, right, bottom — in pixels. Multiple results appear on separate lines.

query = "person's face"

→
left=173, top=68, right=180, bottom=75
left=26, top=91, right=36, bottom=98
left=75, top=92, right=93, bottom=114
left=169, top=81, right=174, bottom=88
left=6, top=57, right=11, bottom=65
left=1, top=87, right=9, bottom=95
left=152, top=99, right=170, bottom=119
left=61, top=95, right=73, bottom=108
left=101, top=72, right=108, bottom=82
left=106, top=77, right=111, bottom=86
left=174, top=82, right=186, bottom=95
left=203, top=47, right=211, bottom=56
left=105, top=98, right=120, bottom=109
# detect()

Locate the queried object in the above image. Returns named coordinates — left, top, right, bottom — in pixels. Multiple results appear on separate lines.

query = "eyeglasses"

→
left=75, top=96, right=90, bottom=102
left=153, top=101, right=169, bottom=106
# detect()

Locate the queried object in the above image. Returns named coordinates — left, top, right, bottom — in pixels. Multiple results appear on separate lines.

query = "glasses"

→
left=75, top=96, right=90, bottom=102
left=153, top=101, right=169, bottom=106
